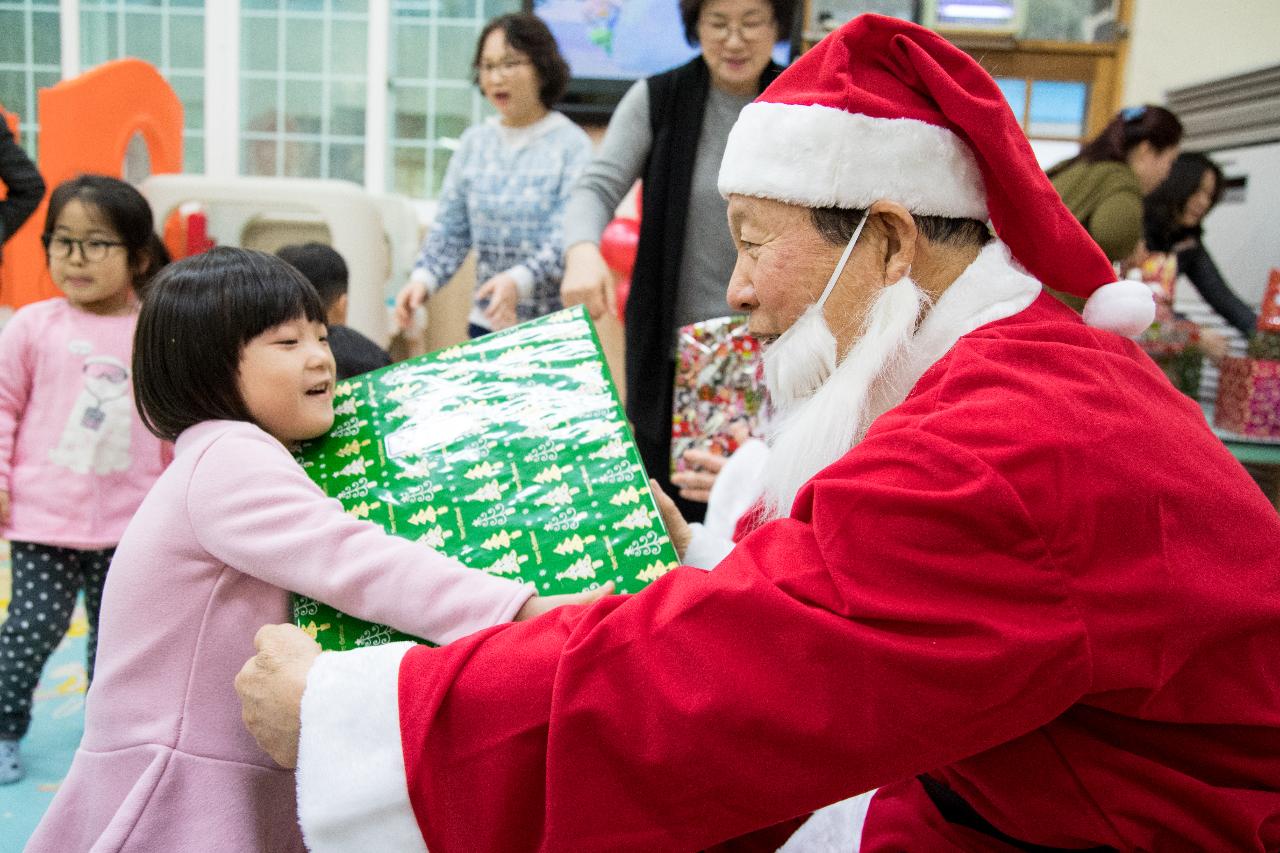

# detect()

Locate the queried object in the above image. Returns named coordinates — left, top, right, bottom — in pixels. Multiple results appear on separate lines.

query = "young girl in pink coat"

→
left=27, top=248, right=608, bottom=852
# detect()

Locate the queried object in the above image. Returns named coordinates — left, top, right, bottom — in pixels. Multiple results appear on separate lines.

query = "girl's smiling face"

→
left=237, top=317, right=337, bottom=447
left=47, top=199, right=135, bottom=315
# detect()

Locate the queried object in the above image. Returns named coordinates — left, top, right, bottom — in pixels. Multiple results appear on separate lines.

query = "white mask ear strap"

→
left=815, top=210, right=870, bottom=309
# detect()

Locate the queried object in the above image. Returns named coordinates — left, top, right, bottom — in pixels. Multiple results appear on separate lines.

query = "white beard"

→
left=759, top=275, right=929, bottom=521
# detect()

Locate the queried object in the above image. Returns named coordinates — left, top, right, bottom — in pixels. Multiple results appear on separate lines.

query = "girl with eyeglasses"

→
left=0, top=174, right=170, bottom=785
left=394, top=13, right=592, bottom=338
left=559, top=0, right=796, bottom=525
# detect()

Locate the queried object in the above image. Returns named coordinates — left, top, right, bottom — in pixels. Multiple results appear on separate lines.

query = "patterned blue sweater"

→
left=410, top=111, right=592, bottom=329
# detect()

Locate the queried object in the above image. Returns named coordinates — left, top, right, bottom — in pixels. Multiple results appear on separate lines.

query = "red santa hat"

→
left=718, top=14, right=1153, bottom=336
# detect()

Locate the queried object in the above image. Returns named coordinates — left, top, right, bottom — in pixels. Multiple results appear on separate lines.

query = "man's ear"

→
left=868, top=200, right=917, bottom=286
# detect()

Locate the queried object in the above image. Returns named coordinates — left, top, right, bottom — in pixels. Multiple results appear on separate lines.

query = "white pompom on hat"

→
left=718, top=14, right=1154, bottom=337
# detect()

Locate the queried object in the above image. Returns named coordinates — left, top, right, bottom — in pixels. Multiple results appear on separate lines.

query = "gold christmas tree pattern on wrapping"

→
left=291, top=307, right=680, bottom=651
left=553, top=534, right=596, bottom=555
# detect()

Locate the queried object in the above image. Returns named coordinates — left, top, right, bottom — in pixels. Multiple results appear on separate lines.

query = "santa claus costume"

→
left=292, top=15, right=1280, bottom=853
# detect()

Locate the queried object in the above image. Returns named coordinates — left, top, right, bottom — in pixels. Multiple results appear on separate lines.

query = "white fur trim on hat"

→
left=718, top=101, right=988, bottom=219
left=1081, top=279, right=1156, bottom=337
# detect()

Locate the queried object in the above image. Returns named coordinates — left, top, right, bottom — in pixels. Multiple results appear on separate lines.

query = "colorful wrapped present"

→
left=671, top=316, right=767, bottom=473
left=1214, top=356, right=1280, bottom=438
left=1257, top=268, right=1280, bottom=333
left=292, top=307, right=679, bottom=650
left=1132, top=251, right=1203, bottom=397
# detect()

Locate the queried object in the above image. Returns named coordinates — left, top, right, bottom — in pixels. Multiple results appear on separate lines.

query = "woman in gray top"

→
left=560, top=0, right=793, bottom=521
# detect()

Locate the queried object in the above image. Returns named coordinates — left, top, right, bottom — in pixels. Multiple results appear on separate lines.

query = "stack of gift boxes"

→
left=292, top=307, right=680, bottom=651
left=670, top=316, right=767, bottom=473
left=1214, top=269, right=1280, bottom=438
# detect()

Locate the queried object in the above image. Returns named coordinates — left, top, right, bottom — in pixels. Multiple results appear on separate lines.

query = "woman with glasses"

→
left=394, top=13, right=592, bottom=338
left=560, top=0, right=795, bottom=522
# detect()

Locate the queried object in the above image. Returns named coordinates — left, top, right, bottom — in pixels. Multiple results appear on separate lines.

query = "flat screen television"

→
left=529, top=0, right=796, bottom=121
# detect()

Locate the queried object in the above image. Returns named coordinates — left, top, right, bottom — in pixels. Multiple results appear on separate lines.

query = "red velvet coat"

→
left=392, top=293, right=1280, bottom=851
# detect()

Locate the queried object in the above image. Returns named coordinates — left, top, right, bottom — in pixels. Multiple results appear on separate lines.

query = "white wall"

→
left=1125, top=0, right=1280, bottom=106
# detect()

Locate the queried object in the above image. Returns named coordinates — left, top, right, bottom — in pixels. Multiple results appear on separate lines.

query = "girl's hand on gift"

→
left=477, top=273, right=519, bottom=330
left=670, top=449, right=726, bottom=503
left=515, top=581, right=615, bottom=621
left=235, top=624, right=322, bottom=769
left=650, top=479, right=691, bottom=563
left=0, top=489, right=8, bottom=526
left=395, top=279, right=430, bottom=330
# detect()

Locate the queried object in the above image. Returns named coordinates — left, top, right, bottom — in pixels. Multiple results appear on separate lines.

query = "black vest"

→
left=625, top=56, right=782, bottom=445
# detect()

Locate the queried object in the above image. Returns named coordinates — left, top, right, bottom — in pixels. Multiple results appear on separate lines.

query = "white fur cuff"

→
left=296, top=642, right=428, bottom=853
left=718, top=102, right=988, bottom=219
left=1081, top=279, right=1155, bottom=337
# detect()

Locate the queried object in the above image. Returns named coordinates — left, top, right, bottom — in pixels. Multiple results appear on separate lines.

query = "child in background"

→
left=0, top=175, right=169, bottom=785
left=276, top=241, right=391, bottom=379
left=27, top=248, right=609, bottom=851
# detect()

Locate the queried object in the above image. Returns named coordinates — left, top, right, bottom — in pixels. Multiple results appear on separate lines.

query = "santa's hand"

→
left=0, top=490, right=9, bottom=527
left=515, top=582, right=614, bottom=621
left=670, top=449, right=727, bottom=503
left=235, top=624, right=321, bottom=769
left=650, top=478, right=692, bottom=562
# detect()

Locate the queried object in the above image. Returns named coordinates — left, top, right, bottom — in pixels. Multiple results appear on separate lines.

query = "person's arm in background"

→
left=560, top=80, right=653, bottom=319
left=478, top=128, right=595, bottom=329
left=0, top=121, right=45, bottom=253
left=394, top=129, right=477, bottom=328
left=0, top=310, right=34, bottom=525
left=1085, top=189, right=1144, bottom=264
left=1178, top=241, right=1258, bottom=337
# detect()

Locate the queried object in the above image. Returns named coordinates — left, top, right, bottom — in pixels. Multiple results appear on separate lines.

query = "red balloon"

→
left=600, top=217, right=640, bottom=276
left=615, top=274, right=631, bottom=322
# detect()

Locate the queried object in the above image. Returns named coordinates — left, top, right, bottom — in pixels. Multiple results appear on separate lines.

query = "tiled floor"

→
left=0, top=540, right=88, bottom=853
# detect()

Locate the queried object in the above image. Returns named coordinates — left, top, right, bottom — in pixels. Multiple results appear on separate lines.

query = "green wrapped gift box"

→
left=291, top=307, right=680, bottom=650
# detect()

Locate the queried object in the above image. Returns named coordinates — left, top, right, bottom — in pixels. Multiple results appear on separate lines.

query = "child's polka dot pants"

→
left=0, top=541, right=113, bottom=739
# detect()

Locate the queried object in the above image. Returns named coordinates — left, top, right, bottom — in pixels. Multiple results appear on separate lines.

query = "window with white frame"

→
left=239, top=0, right=369, bottom=183
left=79, top=0, right=206, bottom=173
left=388, top=0, right=516, bottom=199
left=0, top=0, right=61, bottom=151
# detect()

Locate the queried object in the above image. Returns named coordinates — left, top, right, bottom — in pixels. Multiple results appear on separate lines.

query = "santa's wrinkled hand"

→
left=235, top=624, right=321, bottom=769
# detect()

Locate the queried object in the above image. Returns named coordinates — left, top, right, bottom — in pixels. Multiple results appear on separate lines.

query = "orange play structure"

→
left=0, top=58, right=183, bottom=308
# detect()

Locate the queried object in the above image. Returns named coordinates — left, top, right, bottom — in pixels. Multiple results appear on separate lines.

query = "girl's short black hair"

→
left=678, top=0, right=795, bottom=47
left=134, top=247, right=327, bottom=442
left=43, top=174, right=166, bottom=295
left=472, top=13, right=571, bottom=108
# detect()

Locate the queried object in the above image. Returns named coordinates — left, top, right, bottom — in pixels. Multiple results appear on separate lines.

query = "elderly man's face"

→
left=726, top=195, right=881, bottom=355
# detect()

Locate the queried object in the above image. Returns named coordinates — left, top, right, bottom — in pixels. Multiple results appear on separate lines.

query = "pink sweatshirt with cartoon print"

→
left=0, top=297, right=169, bottom=549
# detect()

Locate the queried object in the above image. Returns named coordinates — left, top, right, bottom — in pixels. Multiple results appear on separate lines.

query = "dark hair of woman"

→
left=1144, top=151, right=1224, bottom=252
left=133, top=247, right=327, bottom=442
left=1048, top=105, right=1183, bottom=176
left=42, top=174, right=161, bottom=293
left=677, top=0, right=796, bottom=47
left=472, top=13, right=571, bottom=108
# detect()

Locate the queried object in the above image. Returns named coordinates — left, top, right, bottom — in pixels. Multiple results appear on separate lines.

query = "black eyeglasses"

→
left=43, top=235, right=126, bottom=262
